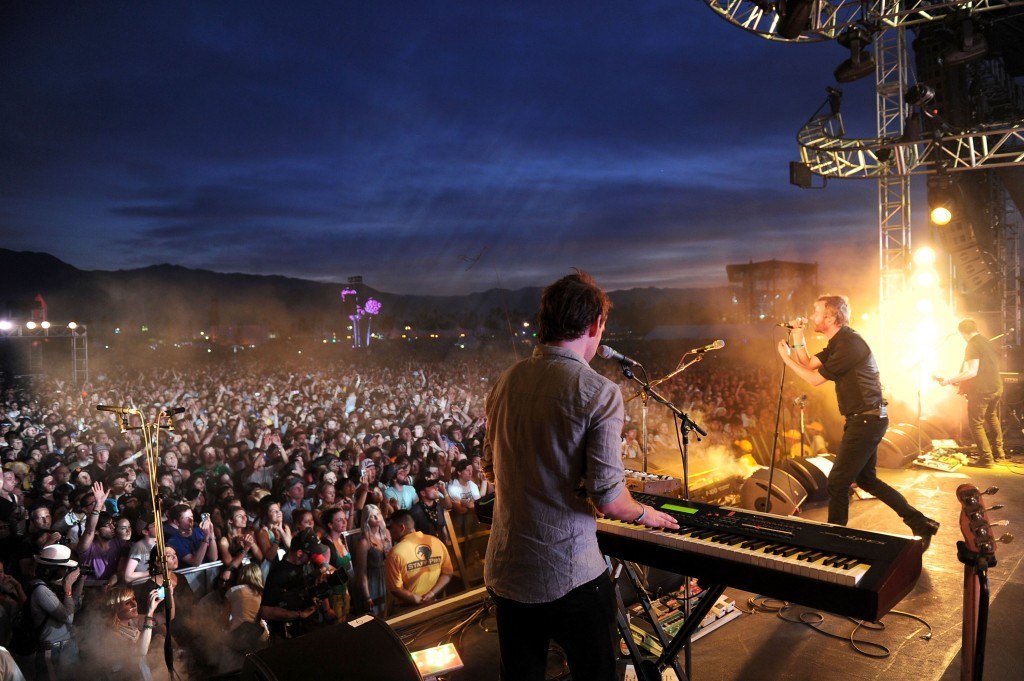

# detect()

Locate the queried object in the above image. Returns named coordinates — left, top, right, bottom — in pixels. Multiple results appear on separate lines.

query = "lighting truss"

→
left=704, top=0, right=1024, bottom=42
left=799, top=108, right=1024, bottom=177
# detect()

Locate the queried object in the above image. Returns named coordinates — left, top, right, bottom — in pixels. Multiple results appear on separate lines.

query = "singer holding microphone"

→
left=775, top=295, right=939, bottom=548
left=483, top=269, right=678, bottom=681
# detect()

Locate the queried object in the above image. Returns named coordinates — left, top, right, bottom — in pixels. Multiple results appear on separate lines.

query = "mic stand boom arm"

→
left=625, top=353, right=705, bottom=403
left=619, top=365, right=707, bottom=444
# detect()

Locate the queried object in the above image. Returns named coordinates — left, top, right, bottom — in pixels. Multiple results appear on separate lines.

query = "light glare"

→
left=931, top=206, right=952, bottom=225
left=913, top=247, right=937, bottom=267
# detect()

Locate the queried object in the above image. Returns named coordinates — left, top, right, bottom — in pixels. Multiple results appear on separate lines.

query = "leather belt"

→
left=848, top=407, right=885, bottom=418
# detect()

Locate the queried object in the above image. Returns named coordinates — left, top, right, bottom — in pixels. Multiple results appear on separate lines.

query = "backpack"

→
left=8, top=582, right=47, bottom=657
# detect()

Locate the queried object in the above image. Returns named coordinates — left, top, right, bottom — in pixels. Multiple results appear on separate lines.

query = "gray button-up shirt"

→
left=483, top=344, right=626, bottom=603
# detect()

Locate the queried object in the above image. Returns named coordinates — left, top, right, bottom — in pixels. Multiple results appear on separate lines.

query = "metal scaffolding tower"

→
left=705, top=0, right=1024, bottom=326
left=875, top=23, right=912, bottom=308
left=72, top=328, right=89, bottom=387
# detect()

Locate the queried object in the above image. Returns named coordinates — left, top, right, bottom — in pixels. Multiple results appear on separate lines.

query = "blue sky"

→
left=1, top=1, right=891, bottom=295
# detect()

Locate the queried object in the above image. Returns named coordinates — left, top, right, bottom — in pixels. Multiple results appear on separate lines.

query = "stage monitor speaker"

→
left=877, top=426, right=920, bottom=468
left=739, top=467, right=807, bottom=516
left=780, top=456, right=831, bottom=503
left=241, top=616, right=422, bottom=681
left=918, top=417, right=952, bottom=443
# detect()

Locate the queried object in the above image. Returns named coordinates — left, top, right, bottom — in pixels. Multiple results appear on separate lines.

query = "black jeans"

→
left=827, top=415, right=922, bottom=526
left=489, top=572, right=618, bottom=681
left=967, top=392, right=1004, bottom=461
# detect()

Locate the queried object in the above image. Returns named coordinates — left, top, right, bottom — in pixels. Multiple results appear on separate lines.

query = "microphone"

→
left=97, top=405, right=135, bottom=415
left=690, top=339, right=725, bottom=354
left=598, top=345, right=640, bottom=367
left=166, top=407, right=187, bottom=416
left=776, top=318, right=808, bottom=330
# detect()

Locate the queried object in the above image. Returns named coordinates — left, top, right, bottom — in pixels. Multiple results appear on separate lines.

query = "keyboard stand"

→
left=610, top=558, right=725, bottom=681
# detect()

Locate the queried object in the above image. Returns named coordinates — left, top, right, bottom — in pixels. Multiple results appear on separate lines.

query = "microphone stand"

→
left=96, top=404, right=183, bottom=678
left=627, top=351, right=709, bottom=472
left=795, top=395, right=808, bottom=457
left=615, top=359, right=706, bottom=681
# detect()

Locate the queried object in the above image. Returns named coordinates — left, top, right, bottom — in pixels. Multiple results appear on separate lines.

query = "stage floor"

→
left=401, top=455, right=1024, bottom=681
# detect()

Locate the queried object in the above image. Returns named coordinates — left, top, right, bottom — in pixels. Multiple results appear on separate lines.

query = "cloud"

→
left=0, top=0, right=890, bottom=295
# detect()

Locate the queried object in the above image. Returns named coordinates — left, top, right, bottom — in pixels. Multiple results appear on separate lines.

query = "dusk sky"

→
left=1, top=1, right=898, bottom=296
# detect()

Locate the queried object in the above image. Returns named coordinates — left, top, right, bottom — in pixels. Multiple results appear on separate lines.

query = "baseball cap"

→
left=293, top=528, right=330, bottom=563
left=414, top=477, right=438, bottom=493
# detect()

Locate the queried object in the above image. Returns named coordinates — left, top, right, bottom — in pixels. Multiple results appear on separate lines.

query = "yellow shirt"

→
left=385, top=531, right=453, bottom=596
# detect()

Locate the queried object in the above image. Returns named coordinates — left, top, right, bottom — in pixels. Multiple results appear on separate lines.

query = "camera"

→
left=200, top=513, right=210, bottom=524
left=78, top=565, right=95, bottom=576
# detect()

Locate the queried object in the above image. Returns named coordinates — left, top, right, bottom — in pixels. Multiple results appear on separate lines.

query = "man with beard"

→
left=777, top=295, right=940, bottom=547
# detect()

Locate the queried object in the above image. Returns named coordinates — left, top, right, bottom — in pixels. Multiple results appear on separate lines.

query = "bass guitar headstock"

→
left=956, top=484, right=1012, bottom=565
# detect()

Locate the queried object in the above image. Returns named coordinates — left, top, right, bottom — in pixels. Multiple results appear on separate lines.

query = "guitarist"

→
left=936, top=319, right=1005, bottom=467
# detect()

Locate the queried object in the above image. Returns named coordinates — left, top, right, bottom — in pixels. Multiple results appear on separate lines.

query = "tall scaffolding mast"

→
left=705, top=0, right=1024, bottom=326
left=875, top=21, right=911, bottom=311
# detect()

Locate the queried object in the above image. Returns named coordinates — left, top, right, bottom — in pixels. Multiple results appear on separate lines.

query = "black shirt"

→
left=262, top=558, right=307, bottom=611
left=815, top=326, right=885, bottom=417
left=261, top=557, right=311, bottom=637
left=964, top=334, right=1002, bottom=395
left=410, top=500, right=447, bottom=540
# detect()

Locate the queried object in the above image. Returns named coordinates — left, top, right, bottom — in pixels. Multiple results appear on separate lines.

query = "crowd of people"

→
left=0, top=342, right=830, bottom=680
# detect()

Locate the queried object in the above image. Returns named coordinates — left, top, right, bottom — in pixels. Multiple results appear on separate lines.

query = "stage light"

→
left=931, top=206, right=952, bottom=225
left=410, top=642, right=464, bottom=677
left=777, top=0, right=814, bottom=40
left=918, top=320, right=939, bottom=339
left=834, top=27, right=875, bottom=83
left=40, top=321, right=51, bottom=329
left=928, top=175, right=956, bottom=225
left=67, top=321, right=78, bottom=330
left=916, top=298, right=934, bottom=314
left=913, top=247, right=937, bottom=267
left=26, top=321, right=37, bottom=330
left=905, top=83, right=936, bottom=107
left=0, top=321, right=11, bottom=331
left=914, top=269, right=939, bottom=288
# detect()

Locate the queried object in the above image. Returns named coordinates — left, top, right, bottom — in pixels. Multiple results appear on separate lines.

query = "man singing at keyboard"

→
left=483, top=269, right=678, bottom=681
left=776, top=295, right=940, bottom=549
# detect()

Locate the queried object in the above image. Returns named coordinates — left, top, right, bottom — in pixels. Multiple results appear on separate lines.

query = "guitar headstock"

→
left=956, top=483, right=1000, bottom=563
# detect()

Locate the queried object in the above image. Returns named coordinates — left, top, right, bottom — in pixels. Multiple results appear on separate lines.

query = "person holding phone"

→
left=164, top=504, right=218, bottom=568
left=80, top=585, right=165, bottom=680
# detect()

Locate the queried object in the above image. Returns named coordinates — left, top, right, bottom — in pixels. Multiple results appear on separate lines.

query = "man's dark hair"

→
left=958, top=318, right=979, bottom=335
left=537, top=269, right=612, bottom=343
left=391, top=510, right=414, bottom=530
left=169, top=503, right=192, bottom=523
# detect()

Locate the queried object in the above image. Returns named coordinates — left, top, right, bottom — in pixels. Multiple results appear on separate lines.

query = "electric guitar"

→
left=956, top=483, right=1006, bottom=681
left=933, top=375, right=971, bottom=397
